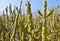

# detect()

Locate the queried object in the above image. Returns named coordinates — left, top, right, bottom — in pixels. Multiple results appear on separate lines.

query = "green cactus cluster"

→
left=0, top=0, right=60, bottom=41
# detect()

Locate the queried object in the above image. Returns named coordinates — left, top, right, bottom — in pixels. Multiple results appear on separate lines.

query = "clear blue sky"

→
left=0, top=0, right=60, bottom=14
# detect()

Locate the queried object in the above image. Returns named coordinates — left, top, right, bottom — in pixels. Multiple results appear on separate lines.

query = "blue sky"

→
left=0, top=0, right=60, bottom=14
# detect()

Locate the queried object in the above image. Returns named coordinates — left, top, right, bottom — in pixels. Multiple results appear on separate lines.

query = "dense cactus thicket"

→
left=0, top=0, right=60, bottom=41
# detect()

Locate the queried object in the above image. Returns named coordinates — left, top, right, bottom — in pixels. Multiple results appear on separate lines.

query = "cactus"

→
left=0, top=0, right=60, bottom=41
left=26, top=1, right=33, bottom=33
left=37, top=0, right=54, bottom=41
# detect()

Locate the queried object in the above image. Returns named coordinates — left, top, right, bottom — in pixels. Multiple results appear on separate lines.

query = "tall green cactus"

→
left=26, top=1, right=34, bottom=41
left=42, top=0, right=47, bottom=41
left=37, top=0, right=54, bottom=41
left=26, top=0, right=33, bottom=34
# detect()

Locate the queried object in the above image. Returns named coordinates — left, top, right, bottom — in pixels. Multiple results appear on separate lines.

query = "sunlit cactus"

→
left=26, top=0, right=33, bottom=33
left=0, top=0, right=60, bottom=41
left=37, top=0, right=54, bottom=41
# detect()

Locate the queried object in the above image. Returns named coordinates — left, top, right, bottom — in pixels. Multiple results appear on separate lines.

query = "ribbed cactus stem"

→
left=42, top=0, right=47, bottom=41
left=26, top=1, right=33, bottom=33
left=26, top=1, right=34, bottom=41
left=43, top=0, right=47, bottom=16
